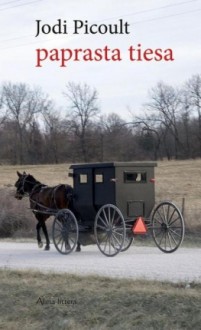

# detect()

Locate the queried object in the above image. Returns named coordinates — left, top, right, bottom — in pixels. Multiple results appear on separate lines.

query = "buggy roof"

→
left=70, top=162, right=157, bottom=169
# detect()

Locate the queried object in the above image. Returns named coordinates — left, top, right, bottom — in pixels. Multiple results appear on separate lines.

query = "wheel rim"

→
left=121, top=236, right=134, bottom=252
left=121, top=220, right=134, bottom=252
left=151, top=202, right=185, bottom=253
left=52, top=209, right=78, bottom=255
left=94, top=204, right=126, bottom=257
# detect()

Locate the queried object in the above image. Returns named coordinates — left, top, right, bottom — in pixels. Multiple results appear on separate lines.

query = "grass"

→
left=0, top=163, right=73, bottom=188
left=0, top=269, right=201, bottom=330
left=155, top=159, right=201, bottom=210
left=155, top=159, right=201, bottom=234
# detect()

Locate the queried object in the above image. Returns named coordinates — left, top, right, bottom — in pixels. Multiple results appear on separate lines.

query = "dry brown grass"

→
left=155, top=159, right=201, bottom=233
left=0, top=188, right=35, bottom=238
left=0, top=163, right=73, bottom=188
left=155, top=159, right=201, bottom=209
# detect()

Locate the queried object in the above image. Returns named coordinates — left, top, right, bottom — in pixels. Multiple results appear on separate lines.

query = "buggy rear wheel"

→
left=52, top=209, right=79, bottom=255
left=151, top=201, right=185, bottom=253
left=94, top=204, right=126, bottom=257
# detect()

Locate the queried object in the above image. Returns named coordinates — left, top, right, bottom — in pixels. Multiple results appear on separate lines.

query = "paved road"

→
left=0, top=242, right=201, bottom=283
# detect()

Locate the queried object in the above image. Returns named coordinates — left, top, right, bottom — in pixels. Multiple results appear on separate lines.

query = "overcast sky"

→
left=0, top=0, right=201, bottom=119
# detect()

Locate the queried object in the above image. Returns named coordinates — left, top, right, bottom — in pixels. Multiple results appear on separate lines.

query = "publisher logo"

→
left=36, top=293, right=77, bottom=306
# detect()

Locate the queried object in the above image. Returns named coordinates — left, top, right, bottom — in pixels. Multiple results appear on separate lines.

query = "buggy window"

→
left=124, top=172, right=146, bottom=183
left=95, top=174, right=103, bottom=183
left=79, top=174, right=88, bottom=184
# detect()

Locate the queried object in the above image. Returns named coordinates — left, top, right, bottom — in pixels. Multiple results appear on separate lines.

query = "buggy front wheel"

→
left=52, top=209, right=79, bottom=255
left=151, top=201, right=185, bottom=253
left=94, top=204, right=126, bottom=257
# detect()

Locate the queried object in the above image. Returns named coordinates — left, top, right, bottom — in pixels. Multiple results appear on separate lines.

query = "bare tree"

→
left=179, top=90, right=193, bottom=158
left=144, top=82, right=183, bottom=159
left=101, top=113, right=135, bottom=161
left=63, top=82, right=100, bottom=162
left=42, top=106, right=67, bottom=163
left=0, top=94, right=8, bottom=126
left=185, top=74, right=201, bottom=156
left=1, top=82, right=50, bottom=164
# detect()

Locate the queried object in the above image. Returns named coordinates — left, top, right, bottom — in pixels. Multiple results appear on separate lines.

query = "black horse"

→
left=14, top=171, right=81, bottom=251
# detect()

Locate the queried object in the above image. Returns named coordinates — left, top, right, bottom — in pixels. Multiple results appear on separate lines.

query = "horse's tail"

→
left=50, top=184, right=74, bottom=209
left=65, top=184, right=74, bottom=201
left=65, top=184, right=79, bottom=217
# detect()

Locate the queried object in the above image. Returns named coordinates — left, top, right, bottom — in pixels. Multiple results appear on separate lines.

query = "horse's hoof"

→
left=76, top=247, right=81, bottom=252
left=38, top=242, right=43, bottom=248
left=44, top=245, right=50, bottom=251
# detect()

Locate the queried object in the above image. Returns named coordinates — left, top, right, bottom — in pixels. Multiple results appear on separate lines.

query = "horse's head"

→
left=15, top=171, right=38, bottom=200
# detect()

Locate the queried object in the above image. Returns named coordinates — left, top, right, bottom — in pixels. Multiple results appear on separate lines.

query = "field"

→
left=1, top=160, right=201, bottom=219
left=0, top=269, right=201, bottom=330
left=0, top=160, right=201, bottom=241
left=1, top=159, right=201, bottom=205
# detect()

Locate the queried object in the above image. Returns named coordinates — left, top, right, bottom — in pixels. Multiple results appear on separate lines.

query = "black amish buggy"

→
left=52, top=162, right=185, bottom=257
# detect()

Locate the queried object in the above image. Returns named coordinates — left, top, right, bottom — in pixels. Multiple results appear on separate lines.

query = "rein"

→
left=17, top=175, right=42, bottom=198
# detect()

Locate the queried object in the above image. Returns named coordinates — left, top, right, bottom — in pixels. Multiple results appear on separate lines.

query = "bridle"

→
left=16, top=175, right=40, bottom=198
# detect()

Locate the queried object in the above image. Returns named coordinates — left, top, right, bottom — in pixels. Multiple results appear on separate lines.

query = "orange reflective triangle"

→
left=132, top=217, right=147, bottom=234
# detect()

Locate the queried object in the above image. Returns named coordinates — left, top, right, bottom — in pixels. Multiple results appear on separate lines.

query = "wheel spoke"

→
left=168, top=216, right=181, bottom=226
left=96, top=224, right=107, bottom=231
left=112, top=230, right=124, bottom=237
left=167, top=208, right=176, bottom=225
left=113, top=215, right=121, bottom=226
left=103, top=235, right=109, bottom=253
left=102, top=209, right=109, bottom=225
left=55, top=220, right=63, bottom=229
left=162, top=205, right=168, bottom=225
left=169, top=227, right=182, bottom=238
left=167, top=229, right=178, bottom=245
left=153, top=217, right=163, bottom=225
left=108, top=206, right=111, bottom=224
left=109, top=237, right=111, bottom=255
left=98, top=232, right=108, bottom=244
left=156, top=209, right=165, bottom=224
left=54, top=227, right=64, bottom=233
left=158, top=230, right=165, bottom=246
left=111, top=208, right=116, bottom=226
left=153, top=227, right=163, bottom=237
left=167, top=232, right=173, bottom=250
left=112, top=232, right=121, bottom=248
left=60, top=240, right=65, bottom=251
left=99, top=215, right=108, bottom=227
left=56, top=235, right=63, bottom=246
left=53, top=232, right=63, bottom=240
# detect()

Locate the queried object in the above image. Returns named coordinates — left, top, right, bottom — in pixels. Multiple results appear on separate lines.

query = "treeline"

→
left=0, top=75, right=201, bottom=164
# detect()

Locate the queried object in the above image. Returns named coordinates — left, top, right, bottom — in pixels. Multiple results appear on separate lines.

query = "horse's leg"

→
left=36, top=221, right=43, bottom=248
left=76, top=242, right=81, bottom=252
left=41, top=221, right=50, bottom=251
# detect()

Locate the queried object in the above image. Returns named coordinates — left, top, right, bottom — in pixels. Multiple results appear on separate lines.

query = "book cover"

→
left=0, top=1, right=201, bottom=329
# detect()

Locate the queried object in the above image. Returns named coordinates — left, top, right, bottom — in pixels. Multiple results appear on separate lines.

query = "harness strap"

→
left=51, top=184, right=62, bottom=209
left=25, top=182, right=74, bottom=212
